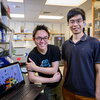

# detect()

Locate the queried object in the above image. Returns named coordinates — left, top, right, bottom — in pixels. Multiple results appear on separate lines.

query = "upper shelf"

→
left=1, top=2, right=11, bottom=19
left=14, top=33, right=32, bottom=35
left=51, top=33, right=64, bottom=35
left=13, top=39, right=32, bottom=41
left=95, top=17, right=100, bottom=21
left=13, top=33, right=65, bottom=35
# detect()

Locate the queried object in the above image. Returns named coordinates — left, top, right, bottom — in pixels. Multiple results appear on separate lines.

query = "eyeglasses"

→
left=35, top=36, right=49, bottom=41
left=69, top=18, right=83, bottom=25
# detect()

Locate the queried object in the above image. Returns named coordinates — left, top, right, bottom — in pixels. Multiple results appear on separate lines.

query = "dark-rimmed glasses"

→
left=69, top=18, right=83, bottom=25
left=35, top=36, right=49, bottom=42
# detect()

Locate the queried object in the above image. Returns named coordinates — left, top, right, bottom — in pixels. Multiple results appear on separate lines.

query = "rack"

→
left=0, top=1, right=11, bottom=31
left=13, top=33, right=32, bottom=41
left=0, top=0, right=12, bottom=57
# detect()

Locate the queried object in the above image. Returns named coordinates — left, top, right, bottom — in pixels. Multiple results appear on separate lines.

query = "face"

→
left=33, top=30, right=49, bottom=51
left=68, top=14, right=85, bottom=35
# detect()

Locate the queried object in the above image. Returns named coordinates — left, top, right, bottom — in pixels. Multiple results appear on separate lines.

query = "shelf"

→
left=0, top=42, right=9, bottom=44
left=14, top=33, right=32, bottom=35
left=94, top=32, right=100, bottom=34
left=13, top=39, right=32, bottom=41
left=51, top=33, right=64, bottom=35
left=1, top=2, right=11, bottom=19
left=95, top=8, right=100, bottom=10
left=95, top=29, right=100, bottom=32
left=13, top=46, right=26, bottom=48
left=24, top=39, right=32, bottom=41
left=13, top=33, right=32, bottom=41
left=95, top=17, right=100, bottom=20
left=13, top=40, right=23, bottom=41
left=14, top=33, right=64, bottom=35
left=0, top=21, right=12, bottom=31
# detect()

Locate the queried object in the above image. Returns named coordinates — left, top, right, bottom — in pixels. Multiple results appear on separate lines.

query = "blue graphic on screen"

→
left=40, top=59, right=51, bottom=67
left=0, top=64, right=24, bottom=94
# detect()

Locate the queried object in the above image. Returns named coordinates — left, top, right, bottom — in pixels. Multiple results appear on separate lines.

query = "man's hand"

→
left=51, top=72, right=61, bottom=82
left=26, top=58, right=38, bottom=71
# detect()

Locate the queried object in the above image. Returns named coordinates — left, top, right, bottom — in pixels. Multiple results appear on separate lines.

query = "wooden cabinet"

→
left=92, top=0, right=100, bottom=40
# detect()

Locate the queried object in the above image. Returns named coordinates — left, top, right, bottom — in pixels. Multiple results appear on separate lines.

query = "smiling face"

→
left=68, top=14, right=85, bottom=35
left=33, top=30, right=49, bottom=52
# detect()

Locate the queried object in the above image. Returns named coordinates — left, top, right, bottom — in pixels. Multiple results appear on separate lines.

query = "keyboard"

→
left=1, top=84, right=45, bottom=100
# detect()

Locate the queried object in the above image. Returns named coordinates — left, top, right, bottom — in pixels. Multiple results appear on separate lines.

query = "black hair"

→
left=67, top=8, right=86, bottom=22
left=32, top=25, right=50, bottom=37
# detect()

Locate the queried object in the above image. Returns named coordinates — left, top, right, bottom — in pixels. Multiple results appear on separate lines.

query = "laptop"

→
left=0, top=62, right=45, bottom=100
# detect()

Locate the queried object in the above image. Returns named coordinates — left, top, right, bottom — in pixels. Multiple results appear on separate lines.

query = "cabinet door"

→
left=93, top=0, right=100, bottom=40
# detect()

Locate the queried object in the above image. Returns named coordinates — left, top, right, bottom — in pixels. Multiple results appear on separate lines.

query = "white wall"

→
left=86, top=9, right=92, bottom=25
left=9, top=8, right=92, bottom=56
left=9, top=21, right=66, bottom=47
left=10, top=21, right=68, bottom=57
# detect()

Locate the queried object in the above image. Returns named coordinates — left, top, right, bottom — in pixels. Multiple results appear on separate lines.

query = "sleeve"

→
left=94, top=40, right=100, bottom=64
left=27, top=53, right=31, bottom=62
left=27, top=50, right=37, bottom=72
left=51, top=46, right=61, bottom=62
left=27, top=50, right=37, bottom=64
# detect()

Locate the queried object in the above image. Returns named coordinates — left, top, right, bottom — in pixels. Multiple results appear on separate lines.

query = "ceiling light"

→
left=45, top=0, right=87, bottom=6
left=39, top=15, right=64, bottom=19
left=10, top=14, right=24, bottom=18
left=7, top=0, right=23, bottom=3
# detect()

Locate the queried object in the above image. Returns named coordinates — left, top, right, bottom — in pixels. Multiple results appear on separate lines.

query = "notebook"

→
left=0, top=62, right=45, bottom=100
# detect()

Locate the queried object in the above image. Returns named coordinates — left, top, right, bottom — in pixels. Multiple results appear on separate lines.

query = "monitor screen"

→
left=0, top=63, right=24, bottom=96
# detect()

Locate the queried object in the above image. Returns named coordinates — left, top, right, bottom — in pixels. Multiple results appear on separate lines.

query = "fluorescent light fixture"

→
left=10, top=14, right=24, bottom=18
left=7, top=0, right=23, bottom=3
left=39, top=15, right=64, bottom=19
left=45, top=0, right=87, bottom=6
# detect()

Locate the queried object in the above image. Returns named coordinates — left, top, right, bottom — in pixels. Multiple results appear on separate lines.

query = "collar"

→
left=80, top=33, right=88, bottom=41
left=69, top=33, right=88, bottom=42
